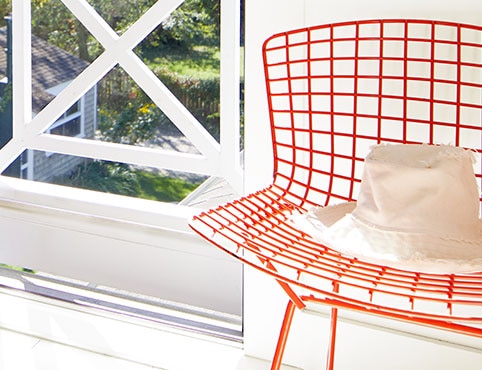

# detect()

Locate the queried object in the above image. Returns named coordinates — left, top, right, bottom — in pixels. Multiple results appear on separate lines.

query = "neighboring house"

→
left=0, top=27, right=97, bottom=181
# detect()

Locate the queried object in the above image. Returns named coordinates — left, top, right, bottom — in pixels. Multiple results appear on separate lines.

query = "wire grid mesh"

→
left=191, top=19, right=482, bottom=336
left=264, top=19, right=482, bottom=209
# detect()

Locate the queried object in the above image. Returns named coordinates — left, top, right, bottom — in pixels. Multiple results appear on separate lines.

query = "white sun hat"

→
left=292, top=144, right=482, bottom=273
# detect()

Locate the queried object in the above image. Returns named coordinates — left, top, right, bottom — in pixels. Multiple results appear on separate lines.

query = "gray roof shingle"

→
left=0, top=27, right=89, bottom=112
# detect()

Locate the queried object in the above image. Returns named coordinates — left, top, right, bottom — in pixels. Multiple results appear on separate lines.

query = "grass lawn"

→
left=135, top=170, right=202, bottom=203
left=52, top=161, right=203, bottom=204
left=144, top=45, right=220, bottom=80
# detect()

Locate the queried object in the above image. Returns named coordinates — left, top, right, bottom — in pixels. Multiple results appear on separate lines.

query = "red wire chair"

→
left=190, top=19, right=482, bottom=369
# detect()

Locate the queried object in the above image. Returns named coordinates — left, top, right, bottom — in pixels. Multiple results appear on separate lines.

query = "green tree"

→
left=97, top=92, right=163, bottom=145
left=1, top=0, right=222, bottom=144
left=0, top=0, right=95, bottom=60
left=145, top=0, right=219, bottom=50
left=0, top=0, right=9, bottom=22
left=0, top=0, right=220, bottom=60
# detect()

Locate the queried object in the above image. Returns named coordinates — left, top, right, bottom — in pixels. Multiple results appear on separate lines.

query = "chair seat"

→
left=191, top=183, right=482, bottom=336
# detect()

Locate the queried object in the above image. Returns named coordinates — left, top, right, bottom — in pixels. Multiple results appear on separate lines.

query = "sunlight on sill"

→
left=0, top=175, right=198, bottom=233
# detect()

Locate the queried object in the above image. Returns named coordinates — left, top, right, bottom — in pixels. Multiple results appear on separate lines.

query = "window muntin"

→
left=48, top=101, right=83, bottom=137
left=3, top=0, right=242, bottom=205
left=51, top=116, right=81, bottom=136
left=0, top=0, right=243, bottom=318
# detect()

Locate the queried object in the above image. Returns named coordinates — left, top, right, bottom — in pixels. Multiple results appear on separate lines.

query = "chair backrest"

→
left=263, top=19, right=482, bottom=210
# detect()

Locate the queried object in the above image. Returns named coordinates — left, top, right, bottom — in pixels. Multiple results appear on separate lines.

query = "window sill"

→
left=0, top=175, right=243, bottom=315
left=0, top=175, right=198, bottom=235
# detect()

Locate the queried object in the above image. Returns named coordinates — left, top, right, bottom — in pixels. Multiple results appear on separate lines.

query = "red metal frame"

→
left=190, top=19, right=482, bottom=369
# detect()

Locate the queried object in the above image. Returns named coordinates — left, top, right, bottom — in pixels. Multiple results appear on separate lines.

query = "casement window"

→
left=49, top=100, right=83, bottom=137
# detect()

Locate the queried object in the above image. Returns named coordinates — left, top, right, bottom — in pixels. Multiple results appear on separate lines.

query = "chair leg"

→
left=271, top=299, right=296, bottom=370
left=271, top=300, right=339, bottom=370
left=326, top=306, right=339, bottom=370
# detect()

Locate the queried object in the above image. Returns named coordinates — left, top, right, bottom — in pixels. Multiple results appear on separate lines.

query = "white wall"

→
left=243, top=1, right=482, bottom=368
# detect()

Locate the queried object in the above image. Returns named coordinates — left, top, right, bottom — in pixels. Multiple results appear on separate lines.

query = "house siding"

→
left=32, top=86, right=97, bottom=182
left=83, top=85, right=97, bottom=138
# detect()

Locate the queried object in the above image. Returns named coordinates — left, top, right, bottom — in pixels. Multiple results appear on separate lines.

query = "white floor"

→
left=0, top=282, right=302, bottom=370
left=0, top=282, right=233, bottom=370
left=0, top=326, right=303, bottom=370
left=0, top=328, right=161, bottom=370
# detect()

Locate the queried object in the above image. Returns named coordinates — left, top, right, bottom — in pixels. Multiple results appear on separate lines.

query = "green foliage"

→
left=0, top=83, right=11, bottom=113
left=0, top=0, right=219, bottom=61
left=154, top=65, right=220, bottom=139
left=97, top=97, right=162, bottom=145
left=0, top=0, right=10, bottom=23
left=56, top=161, right=140, bottom=196
left=31, top=1, right=76, bottom=49
left=97, top=45, right=221, bottom=145
left=89, top=0, right=157, bottom=31
left=136, top=171, right=200, bottom=202
left=145, top=45, right=220, bottom=79
left=142, top=0, right=219, bottom=52
left=0, top=263, right=35, bottom=273
left=53, top=160, right=202, bottom=203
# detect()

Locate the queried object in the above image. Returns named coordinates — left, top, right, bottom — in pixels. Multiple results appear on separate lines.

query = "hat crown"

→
left=352, top=144, right=480, bottom=239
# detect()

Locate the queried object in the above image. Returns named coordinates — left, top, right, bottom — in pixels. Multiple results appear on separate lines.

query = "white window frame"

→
left=0, top=0, right=243, bottom=316
left=3, top=0, right=242, bottom=231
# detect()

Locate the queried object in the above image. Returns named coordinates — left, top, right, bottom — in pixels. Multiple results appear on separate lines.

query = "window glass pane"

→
left=66, top=101, right=80, bottom=116
left=51, top=116, right=81, bottom=137
left=0, top=0, right=238, bottom=206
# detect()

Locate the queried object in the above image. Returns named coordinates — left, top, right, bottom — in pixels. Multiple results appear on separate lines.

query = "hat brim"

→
left=291, top=202, right=482, bottom=273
